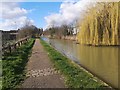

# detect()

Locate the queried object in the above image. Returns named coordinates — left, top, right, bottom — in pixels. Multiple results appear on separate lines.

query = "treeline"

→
left=1, top=25, right=43, bottom=46
left=43, top=25, right=75, bottom=39
left=77, top=2, right=120, bottom=46
left=18, top=25, right=43, bottom=39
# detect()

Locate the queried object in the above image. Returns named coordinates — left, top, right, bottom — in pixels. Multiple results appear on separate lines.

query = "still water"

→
left=42, top=37, right=119, bottom=88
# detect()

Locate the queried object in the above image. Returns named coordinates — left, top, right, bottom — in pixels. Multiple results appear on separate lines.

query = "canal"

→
left=42, top=37, right=119, bottom=88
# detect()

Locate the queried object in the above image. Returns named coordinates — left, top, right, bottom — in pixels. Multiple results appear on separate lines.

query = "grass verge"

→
left=40, top=38, right=108, bottom=88
left=2, top=38, right=35, bottom=90
left=0, top=77, right=2, bottom=89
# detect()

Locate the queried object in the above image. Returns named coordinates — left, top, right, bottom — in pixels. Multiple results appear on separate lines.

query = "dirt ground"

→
left=21, top=39, right=65, bottom=88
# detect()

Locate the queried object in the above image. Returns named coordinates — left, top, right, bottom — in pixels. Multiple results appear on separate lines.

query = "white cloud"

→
left=0, top=2, right=34, bottom=31
left=0, top=3, right=24, bottom=19
left=0, top=16, right=34, bottom=30
left=44, top=0, right=96, bottom=28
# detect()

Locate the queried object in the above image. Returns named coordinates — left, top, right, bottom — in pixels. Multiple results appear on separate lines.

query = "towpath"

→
left=21, top=39, right=65, bottom=88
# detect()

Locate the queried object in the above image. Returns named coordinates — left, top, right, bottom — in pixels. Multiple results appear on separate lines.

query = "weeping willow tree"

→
left=77, top=2, right=120, bottom=46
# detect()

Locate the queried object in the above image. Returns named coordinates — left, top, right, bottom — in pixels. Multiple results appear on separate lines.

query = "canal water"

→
left=42, top=37, right=119, bottom=88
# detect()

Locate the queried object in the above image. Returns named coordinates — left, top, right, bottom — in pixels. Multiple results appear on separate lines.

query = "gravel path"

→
left=21, top=39, right=65, bottom=88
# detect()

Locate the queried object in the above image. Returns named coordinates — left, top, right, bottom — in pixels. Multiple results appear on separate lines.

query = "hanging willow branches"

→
left=77, top=2, right=120, bottom=46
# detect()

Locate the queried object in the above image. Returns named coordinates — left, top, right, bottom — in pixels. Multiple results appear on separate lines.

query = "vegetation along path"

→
left=21, top=39, right=65, bottom=88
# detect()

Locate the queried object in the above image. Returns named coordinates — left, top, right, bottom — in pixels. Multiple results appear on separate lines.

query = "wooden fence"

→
left=2, top=37, right=30, bottom=53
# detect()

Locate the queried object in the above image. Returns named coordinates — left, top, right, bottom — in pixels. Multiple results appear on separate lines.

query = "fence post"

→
left=18, top=42, right=20, bottom=47
left=8, top=44, right=11, bottom=53
left=0, top=31, right=2, bottom=58
left=2, top=37, right=30, bottom=53
left=21, top=41, right=22, bottom=45
left=14, top=43, right=16, bottom=49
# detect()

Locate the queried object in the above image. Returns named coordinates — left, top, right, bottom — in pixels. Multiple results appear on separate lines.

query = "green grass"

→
left=0, top=76, right=2, bottom=89
left=2, top=38, right=35, bottom=90
left=40, top=38, right=108, bottom=88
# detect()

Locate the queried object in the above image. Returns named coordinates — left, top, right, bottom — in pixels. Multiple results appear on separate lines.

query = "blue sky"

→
left=19, top=2, right=61, bottom=28
left=0, top=2, right=62, bottom=30
left=0, top=0, right=91, bottom=30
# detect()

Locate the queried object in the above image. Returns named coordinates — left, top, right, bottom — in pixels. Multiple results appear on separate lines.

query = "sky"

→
left=19, top=2, right=61, bottom=29
left=0, top=2, right=62, bottom=30
left=0, top=0, right=96, bottom=31
left=0, top=0, right=118, bottom=31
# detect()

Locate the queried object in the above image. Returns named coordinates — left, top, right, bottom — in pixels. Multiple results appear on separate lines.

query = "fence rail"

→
left=2, top=37, right=30, bottom=53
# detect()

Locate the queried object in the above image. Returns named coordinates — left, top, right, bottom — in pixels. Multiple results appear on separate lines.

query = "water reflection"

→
left=42, top=37, right=119, bottom=88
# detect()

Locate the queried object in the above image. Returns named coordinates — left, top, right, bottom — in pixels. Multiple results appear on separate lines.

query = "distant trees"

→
left=16, top=19, right=43, bottom=39
left=77, top=2, right=120, bottom=46
left=43, top=25, right=74, bottom=38
left=18, top=25, right=43, bottom=39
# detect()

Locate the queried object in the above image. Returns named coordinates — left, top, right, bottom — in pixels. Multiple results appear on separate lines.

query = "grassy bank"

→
left=0, top=76, right=2, bottom=90
left=40, top=38, right=108, bottom=88
left=2, top=38, right=35, bottom=89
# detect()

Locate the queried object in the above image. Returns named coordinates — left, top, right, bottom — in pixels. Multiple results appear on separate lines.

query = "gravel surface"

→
left=21, top=39, right=65, bottom=88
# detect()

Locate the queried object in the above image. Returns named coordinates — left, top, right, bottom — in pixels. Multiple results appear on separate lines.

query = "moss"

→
left=40, top=38, right=108, bottom=88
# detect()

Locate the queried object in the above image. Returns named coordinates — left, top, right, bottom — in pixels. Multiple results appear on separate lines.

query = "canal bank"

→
left=44, top=35, right=78, bottom=41
left=41, top=37, right=119, bottom=88
left=40, top=38, right=109, bottom=88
